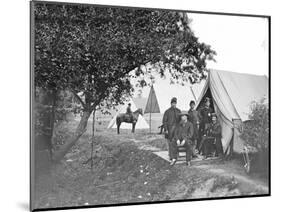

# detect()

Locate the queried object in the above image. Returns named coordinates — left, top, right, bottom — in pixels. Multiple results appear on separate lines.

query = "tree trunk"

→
left=53, top=109, right=92, bottom=162
left=49, top=89, right=57, bottom=160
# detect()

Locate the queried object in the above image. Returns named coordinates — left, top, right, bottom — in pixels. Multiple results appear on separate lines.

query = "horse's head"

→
left=134, top=108, right=143, bottom=115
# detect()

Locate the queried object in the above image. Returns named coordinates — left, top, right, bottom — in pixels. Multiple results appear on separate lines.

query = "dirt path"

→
left=132, top=136, right=269, bottom=195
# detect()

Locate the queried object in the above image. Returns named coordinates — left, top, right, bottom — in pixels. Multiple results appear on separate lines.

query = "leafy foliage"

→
left=241, top=98, right=269, bottom=151
left=34, top=3, right=216, bottom=113
left=33, top=2, right=216, bottom=160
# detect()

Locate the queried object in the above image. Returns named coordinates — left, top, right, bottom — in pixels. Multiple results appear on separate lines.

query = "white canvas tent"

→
left=140, top=78, right=205, bottom=133
left=107, top=98, right=149, bottom=129
left=196, top=69, right=268, bottom=154
left=130, top=66, right=205, bottom=113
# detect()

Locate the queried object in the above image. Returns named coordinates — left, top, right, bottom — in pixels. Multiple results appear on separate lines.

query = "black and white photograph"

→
left=30, top=1, right=270, bottom=211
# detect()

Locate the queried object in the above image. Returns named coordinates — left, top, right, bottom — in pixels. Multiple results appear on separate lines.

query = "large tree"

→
left=33, top=2, right=216, bottom=161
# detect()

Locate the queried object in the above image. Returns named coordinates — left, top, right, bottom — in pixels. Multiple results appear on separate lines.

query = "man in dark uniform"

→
left=162, top=97, right=181, bottom=164
left=188, top=100, right=200, bottom=157
left=200, top=114, right=223, bottom=158
left=198, top=97, right=213, bottom=151
left=126, top=103, right=133, bottom=121
left=126, top=103, right=132, bottom=114
left=173, top=112, right=194, bottom=166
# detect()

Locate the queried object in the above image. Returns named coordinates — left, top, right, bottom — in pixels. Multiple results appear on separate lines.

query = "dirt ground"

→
left=33, top=127, right=269, bottom=210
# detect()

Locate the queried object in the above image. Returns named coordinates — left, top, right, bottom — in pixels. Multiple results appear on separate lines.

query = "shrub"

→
left=241, top=98, right=269, bottom=152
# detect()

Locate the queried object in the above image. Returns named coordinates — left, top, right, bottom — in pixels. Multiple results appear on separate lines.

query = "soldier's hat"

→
left=189, top=100, right=195, bottom=105
left=179, top=111, right=189, bottom=118
left=171, top=97, right=177, bottom=104
left=128, top=103, right=131, bottom=106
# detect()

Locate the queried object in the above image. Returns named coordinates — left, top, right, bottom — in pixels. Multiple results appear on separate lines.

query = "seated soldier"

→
left=171, top=112, right=194, bottom=166
left=200, top=114, right=223, bottom=159
left=125, top=103, right=133, bottom=121
left=198, top=97, right=213, bottom=151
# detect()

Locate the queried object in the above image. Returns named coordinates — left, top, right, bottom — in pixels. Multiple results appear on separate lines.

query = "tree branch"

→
left=70, top=89, right=86, bottom=108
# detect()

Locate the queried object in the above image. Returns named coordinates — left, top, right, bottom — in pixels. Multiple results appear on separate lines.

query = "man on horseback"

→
left=116, top=106, right=143, bottom=134
left=125, top=103, right=133, bottom=122
left=126, top=103, right=132, bottom=114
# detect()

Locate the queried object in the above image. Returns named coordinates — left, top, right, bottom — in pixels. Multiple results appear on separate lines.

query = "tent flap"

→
left=196, top=69, right=268, bottom=154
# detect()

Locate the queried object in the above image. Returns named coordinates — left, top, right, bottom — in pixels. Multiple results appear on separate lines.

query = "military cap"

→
left=171, top=97, right=177, bottom=103
left=189, top=100, right=196, bottom=105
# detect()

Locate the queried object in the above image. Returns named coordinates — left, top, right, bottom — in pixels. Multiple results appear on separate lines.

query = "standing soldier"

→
left=162, top=97, right=181, bottom=165
left=188, top=100, right=200, bottom=156
left=198, top=97, right=213, bottom=152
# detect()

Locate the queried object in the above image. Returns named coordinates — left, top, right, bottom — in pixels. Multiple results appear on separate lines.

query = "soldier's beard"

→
left=181, top=120, right=187, bottom=124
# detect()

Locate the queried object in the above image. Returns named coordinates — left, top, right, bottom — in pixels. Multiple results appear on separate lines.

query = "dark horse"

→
left=116, top=108, right=143, bottom=134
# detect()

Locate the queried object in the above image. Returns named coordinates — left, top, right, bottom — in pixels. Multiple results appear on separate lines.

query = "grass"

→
left=34, top=132, right=179, bottom=209
left=33, top=117, right=269, bottom=210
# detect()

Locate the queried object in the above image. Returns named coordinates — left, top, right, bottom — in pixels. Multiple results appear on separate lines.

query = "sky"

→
left=188, top=13, right=269, bottom=76
left=133, top=13, right=269, bottom=98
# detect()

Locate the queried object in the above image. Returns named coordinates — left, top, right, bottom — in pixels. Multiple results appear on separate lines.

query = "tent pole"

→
left=149, top=111, right=151, bottom=134
left=149, top=84, right=153, bottom=134
left=190, top=86, right=197, bottom=101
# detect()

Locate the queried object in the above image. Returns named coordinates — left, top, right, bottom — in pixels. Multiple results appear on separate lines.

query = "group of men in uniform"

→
left=162, top=97, right=223, bottom=166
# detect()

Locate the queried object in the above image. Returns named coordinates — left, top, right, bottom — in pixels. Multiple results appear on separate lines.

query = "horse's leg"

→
left=117, top=122, right=120, bottom=134
left=132, top=123, right=136, bottom=133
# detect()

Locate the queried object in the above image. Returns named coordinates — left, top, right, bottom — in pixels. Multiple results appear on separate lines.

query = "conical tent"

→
left=107, top=98, right=149, bottom=129
left=132, top=97, right=148, bottom=112
left=144, top=85, right=160, bottom=114
left=196, top=69, right=268, bottom=154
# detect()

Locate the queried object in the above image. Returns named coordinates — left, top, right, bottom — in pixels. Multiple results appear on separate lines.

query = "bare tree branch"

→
left=70, top=89, right=85, bottom=108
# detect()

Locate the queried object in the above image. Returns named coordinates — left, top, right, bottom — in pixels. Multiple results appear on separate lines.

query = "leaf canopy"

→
left=34, top=3, right=216, bottom=111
